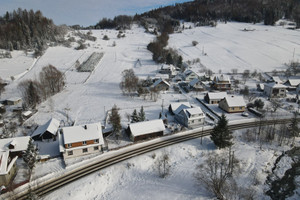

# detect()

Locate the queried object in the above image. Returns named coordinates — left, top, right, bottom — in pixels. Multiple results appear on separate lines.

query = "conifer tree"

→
left=131, top=109, right=139, bottom=123
left=210, top=114, right=233, bottom=149
left=23, top=138, right=38, bottom=180
left=138, top=106, right=146, bottom=122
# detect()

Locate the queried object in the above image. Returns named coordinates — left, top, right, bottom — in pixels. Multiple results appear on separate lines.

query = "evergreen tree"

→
left=131, top=109, right=139, bottom=123
left=166, top=53, right=173, bottom=65
left=210, top=114, right=233, bottom=149
left=138, top=106, right=146, bottom=122
left=23, top=138, right=38, bottom=180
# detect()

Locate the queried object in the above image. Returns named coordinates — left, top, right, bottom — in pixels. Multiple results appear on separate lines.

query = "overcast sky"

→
left=0, top=0, right=191, bottom=26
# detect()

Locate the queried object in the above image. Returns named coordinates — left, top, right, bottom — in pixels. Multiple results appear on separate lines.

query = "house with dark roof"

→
left=31, top=118, right=60, bottom=141
left=151, top=79, right=170, bottom=91
left=169, top=102, right=191, bottom=115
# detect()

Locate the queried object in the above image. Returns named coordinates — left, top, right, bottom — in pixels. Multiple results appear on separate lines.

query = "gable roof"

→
left=129, top=119, right=165, bottom=137
left=183, top=107, right=203, bottom=118
left=170, top=102, right=191, bottom=115
left=189, top=78, right=200, bottom=87
left=222, top=96, right=246, bottom=107
left=152, top=79, right=170, bottom=88
left=31, top=118, right=60, bottom=138
left=0, top=136, right=30, bottom=152
left=285, top=79, right=300, bottom=87
left=214, top=74, right=230, bottom=83
left=206, top=92, right=227, bottom=100
left=0, top=151, right=18, bottom=175
left=271, top=76, right=283, bottom=84
left=264, top=82, right=287, bottom=89
left=62, top=122, right=104, bottom=145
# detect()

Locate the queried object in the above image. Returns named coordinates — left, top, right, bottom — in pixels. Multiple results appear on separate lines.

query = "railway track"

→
left=10, top=118, right=292, bottom=199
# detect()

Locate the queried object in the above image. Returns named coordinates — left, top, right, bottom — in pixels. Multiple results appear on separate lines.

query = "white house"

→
left=169, top=102, right=191, bottom=115
left=264, top=82, right=287, bottom=98
left=59, top=122, right=105, bottom=160
left=127, top=119, right=165, bottom=142
left=175, top=107, right=205, bottom=128
left=183, top=70, right=199, bottom=82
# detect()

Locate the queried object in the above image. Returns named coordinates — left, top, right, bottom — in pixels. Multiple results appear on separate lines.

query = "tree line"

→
left=0, top=8, right=66, bottom=54
left=18, top=65, right=65, bottom=109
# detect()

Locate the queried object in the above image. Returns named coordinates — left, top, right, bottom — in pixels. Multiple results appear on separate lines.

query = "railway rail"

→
left=7, top=118, right=293, bottom=199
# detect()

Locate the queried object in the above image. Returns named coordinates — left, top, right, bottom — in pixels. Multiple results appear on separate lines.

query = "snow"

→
left=62, top=122, right=104, bottom=145
left=223, top=95, right=246, bottom=107
left=0, top=136, right=30, bottom=152
left=31, top=118, right=60, bottom=138
left=129, top=119, right=165, bottom=137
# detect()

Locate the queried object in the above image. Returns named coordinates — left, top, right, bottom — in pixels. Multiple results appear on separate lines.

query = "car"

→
left=241, top=112, right=249, bottom=117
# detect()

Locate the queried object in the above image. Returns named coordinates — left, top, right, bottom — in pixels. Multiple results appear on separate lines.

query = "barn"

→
left=31, top=118, right=60, bottom=141
left=127, top=119, right=165, bottom=142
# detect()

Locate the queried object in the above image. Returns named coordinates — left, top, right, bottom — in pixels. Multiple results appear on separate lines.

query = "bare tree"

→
left=195, top=151, right=239, bottom=200
left=242, top=70, right=250, bottom=84
left=39, top=65, right=65, bottom=99
left=155, top=151, right=171, bottom=178
left=109, top=104, right=122, bottom=141
left=0, top=77, right=5, bottom=97
left=18, top=80, right=42, bottom=109
left=119, top=69, right=139, bottom=96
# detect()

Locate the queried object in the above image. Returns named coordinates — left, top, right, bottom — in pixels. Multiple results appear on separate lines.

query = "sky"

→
left=0, top=0, right=191, bottom=26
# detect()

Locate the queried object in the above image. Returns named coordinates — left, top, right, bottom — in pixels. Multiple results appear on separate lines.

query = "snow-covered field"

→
left=1, top=22, right=300, bottom=199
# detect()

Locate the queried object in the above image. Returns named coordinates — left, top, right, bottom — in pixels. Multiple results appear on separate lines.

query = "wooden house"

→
left=211, top=75, right=231, bottom=91
left=31, top=118, right=60, bottom=141
left=59, top=122, right=104, bottom=160
left=127, top=119, right=165, bottom=142
left=219, top=96, right=246, bottom=113
left=204, top=92, right=227, bottom=104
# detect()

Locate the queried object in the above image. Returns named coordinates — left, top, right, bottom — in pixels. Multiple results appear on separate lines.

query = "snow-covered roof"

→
left=152, top=79, right=170, bottom=88
left=31, top=118, right=60, bottom=138
left=0, top=136, right=30, bottom=152
left=214, top=74, right=230, bottom=83
left=206, top=92, right=227, bottom=100
left=285, top=79, right=300, bottom=87
left=0, top=151, right=18, bottom=175
left=223, top=96, right=246, bottom=107
left=264, top=82, right=287, bottom=89
left=62, top=122, right=104, bottom=145
left=271, top=76, right=283, bottom=84
left=22, top=111, right=32, bottom=117
left=6, top=97, right=21, bottom=102
left=129, top=119, right=165, bottom=137
left=184, top=107, right=203, bottom=118
left=170, top=102, right=191, bottom=115
left=161, top=64, right=175, bottom=70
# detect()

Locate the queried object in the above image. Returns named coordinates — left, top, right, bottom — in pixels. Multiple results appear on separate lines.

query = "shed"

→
left=31, top=118, right=60, bottom=141
left=5, top=97, right=22, bottom=105
left=127, top=119, right=165, bottom=142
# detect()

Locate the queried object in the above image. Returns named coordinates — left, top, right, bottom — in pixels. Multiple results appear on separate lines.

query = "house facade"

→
left=211, top=75, right=231, bottom=91
left=204, top=92, right=227, bottom=104
left=59, top=122, right=105, bottom=160
left=175, top=107, right=205, bottom=128
left=127, top=119, right=165, bottom=142
left=219, top=96, right=246, bottom=113
left=151, top=79, right=170, bottom=91
left=0, top=151, right=18, bottom=186
left=264, top=83, right=287, bottom=98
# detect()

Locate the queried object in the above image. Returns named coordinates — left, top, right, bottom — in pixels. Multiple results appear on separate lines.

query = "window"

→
left=82, top=148, right=88, bottom=153
left=68, top=151, right=73, bottom=156
left=67, top=143, right=72, bottom=148
left=83, top=141, right=87, bottom=145
left=239, top=107, right=243, bottom=110
left=94, top=139, right=99, bottom=143
left=94, top=146, right=99, bottom=151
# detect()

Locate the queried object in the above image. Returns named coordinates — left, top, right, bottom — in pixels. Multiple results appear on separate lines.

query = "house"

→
left=175, top=107, right=205, bottom=128
left=0, top=136, right=30, bottom=157
left=31, top=118, right=60, bottom=141
left=204, top=92, right=227, bottom=104
left=189, top=78, right=204, bottom=91
left=268, top=76, right=283, bottom=84
left=264, top=82, right=287, bottom=98
left=59, top=122, right=105, bottom=160
left=183, top=70, right=199, bottom=82
left=159, top=64, right=177, bottom=77
left=284, top=78, right=300, bottom=90
left=0, top=151, right=18, bottom=186
left=5, top=97, right=22, bottom=105
left=219, top=96, right=246, bottom=113
left=151, top=79, right=170, bottom=91
left=211, top=75, right=231, bottom=91
left=169, top=102, right=191, bottom=115
left=127, top=119, right=165, bottom=142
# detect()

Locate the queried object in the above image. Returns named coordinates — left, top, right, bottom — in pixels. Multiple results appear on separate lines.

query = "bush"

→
left=192, top=41, right=198, bottom=46
left=103, top=35, right=109, bottom=40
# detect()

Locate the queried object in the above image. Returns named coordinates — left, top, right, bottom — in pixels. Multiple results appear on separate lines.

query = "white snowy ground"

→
left=0, top=22, right=300, bottom=199
left=41, top=131, right=299, bottom=200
